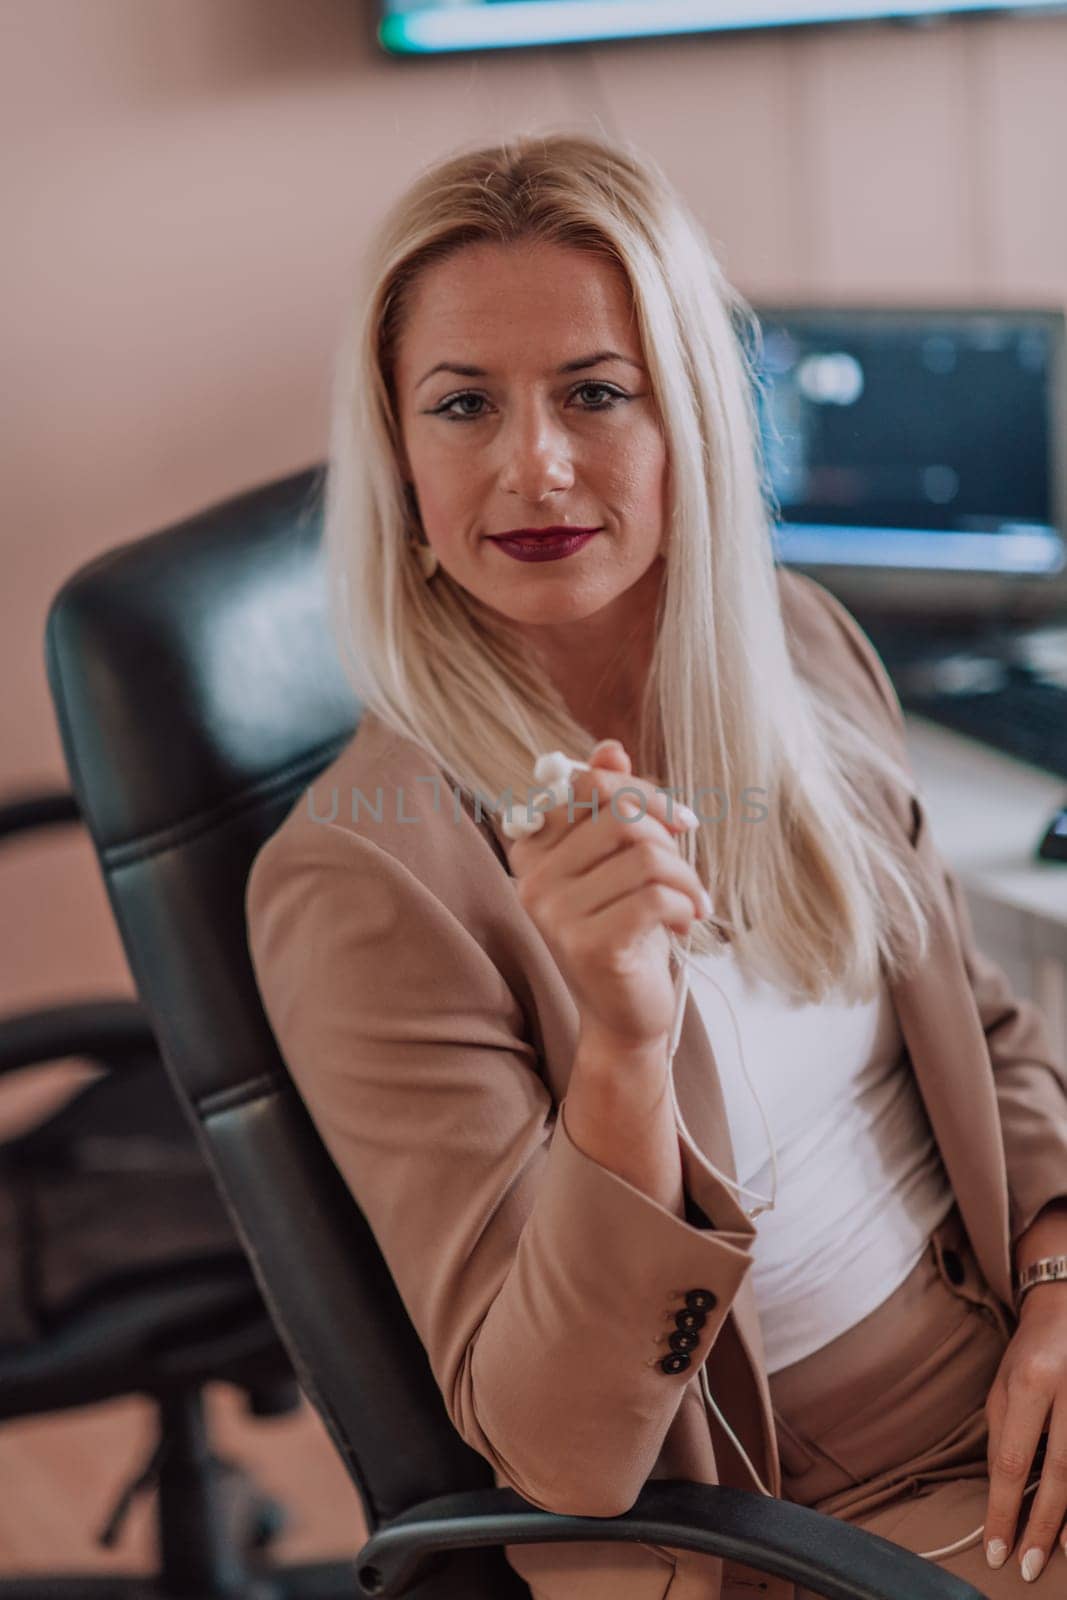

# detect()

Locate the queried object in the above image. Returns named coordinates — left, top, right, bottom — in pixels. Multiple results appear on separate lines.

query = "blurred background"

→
left=2, top=0, right=1066, bottom=1587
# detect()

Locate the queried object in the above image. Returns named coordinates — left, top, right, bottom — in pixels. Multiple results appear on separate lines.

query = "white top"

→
left=684, top=939, right=956, bottom=1374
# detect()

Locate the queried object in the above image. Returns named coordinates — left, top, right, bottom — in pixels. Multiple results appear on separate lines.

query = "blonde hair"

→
left=324, top=129, right=935, bottom=1004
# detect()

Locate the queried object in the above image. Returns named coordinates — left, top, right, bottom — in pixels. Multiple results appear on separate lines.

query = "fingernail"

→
left=701, top=889, right=713, bottom=915
left=1021, top=1546, right=1045, bottom=1582
left=677, top=805, right=700, bottom=829
left=987, top=1539, right=1008, bottom=1569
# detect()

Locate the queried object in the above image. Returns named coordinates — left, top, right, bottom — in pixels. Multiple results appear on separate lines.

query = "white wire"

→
left=668, top=926, right=783, bottom=1503
left=506, top=758, right=1035, bottom=1563
left=668, top=927, right=1041, bottom=1561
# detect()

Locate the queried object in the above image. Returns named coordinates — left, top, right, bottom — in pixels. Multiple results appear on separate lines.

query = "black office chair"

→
left=41, top=463, right=989, bottom=1599
left=0, top=788, right=355, bottom=1600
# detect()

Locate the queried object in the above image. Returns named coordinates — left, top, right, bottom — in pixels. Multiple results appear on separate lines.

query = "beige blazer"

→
left=245, top=567, right=1067, bottom=1600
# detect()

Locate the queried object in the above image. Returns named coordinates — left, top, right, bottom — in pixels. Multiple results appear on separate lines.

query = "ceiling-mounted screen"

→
left=379, top=1, right=1066, bottom=56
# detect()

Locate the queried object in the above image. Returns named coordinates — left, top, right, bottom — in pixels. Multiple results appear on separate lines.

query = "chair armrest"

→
left=0, top=999, right=158, bottom=1080
left=0, top=787, right=158, bottom=1081
left=0, top=789, right=80, bottom=846
left=354, top=1481, right=988, bottom=1600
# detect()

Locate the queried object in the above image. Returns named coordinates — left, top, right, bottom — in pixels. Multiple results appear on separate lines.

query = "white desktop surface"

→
left=902, top=714, right=1067, bottom=1058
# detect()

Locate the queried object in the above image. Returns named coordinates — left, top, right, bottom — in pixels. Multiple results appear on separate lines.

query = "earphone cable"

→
left=666, top=921, right=1026, bottom=1562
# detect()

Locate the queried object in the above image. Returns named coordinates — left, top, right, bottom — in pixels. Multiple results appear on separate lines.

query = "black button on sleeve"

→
left=659, top=1352, right=692, bottom=1375
left=686, top=1288, right=717, bottom=1311
left=674, top=1307, right=706, bottom=1332
left=668, top=1329, right=699, bottom=1353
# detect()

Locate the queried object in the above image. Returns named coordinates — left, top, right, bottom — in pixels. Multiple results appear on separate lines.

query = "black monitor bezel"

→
left=750, top=301, right=1067, bottom=626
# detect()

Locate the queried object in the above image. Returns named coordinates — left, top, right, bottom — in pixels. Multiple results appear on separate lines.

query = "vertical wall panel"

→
left=797, top=19, right=979, bottom=297
left=983, top=15, right=1067, bottom=299
left=590, top=31, right=801, bottom=296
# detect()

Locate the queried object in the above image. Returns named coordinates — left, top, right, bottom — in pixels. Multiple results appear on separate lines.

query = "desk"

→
left=903, top=714, right=1067, bottom=1064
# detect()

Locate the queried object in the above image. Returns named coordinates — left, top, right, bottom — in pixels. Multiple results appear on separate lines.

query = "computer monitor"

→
left=751, top=305, right=1067, bottom=626
left=377, top=1, right=1067, bottom=56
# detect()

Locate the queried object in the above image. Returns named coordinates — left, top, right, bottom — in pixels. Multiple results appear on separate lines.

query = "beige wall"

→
left=1, top=0, right=1065, bottom=1050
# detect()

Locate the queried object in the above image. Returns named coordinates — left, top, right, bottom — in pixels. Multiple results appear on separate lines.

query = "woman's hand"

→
left=506, top=739, right=709, bottom=1056
left=982, top=1288, right=1067, bottom=1582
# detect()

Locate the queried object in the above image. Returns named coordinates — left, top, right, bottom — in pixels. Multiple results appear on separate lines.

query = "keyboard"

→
left=858, top=622, right=1067, bottom=781
left=898, top=672, right=1067, bottom=780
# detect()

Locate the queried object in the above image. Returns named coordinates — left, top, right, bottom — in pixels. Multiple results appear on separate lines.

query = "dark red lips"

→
left=488, top=528, right=603, bottom=564
left=490, top=525, right=602, bottom=539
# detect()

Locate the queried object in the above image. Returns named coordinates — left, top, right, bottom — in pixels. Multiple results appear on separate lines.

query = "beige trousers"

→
left=750, top=1200, right=1051, bottom=1598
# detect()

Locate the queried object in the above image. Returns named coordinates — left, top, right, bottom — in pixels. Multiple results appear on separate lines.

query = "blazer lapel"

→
left=877, top=787, right=1014, bottom=1307
left=817, top=755, right=1014, bottom=1308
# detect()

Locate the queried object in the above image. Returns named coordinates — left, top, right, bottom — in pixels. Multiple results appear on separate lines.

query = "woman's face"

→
left=393, top=239, right=670, bottom=631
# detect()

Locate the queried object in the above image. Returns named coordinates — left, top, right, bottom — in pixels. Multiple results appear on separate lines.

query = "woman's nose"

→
left=497, top=407, right=575, bottom=500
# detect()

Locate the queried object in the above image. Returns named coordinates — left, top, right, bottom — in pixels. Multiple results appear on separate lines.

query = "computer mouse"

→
left=1037, top=801, right=1067, bottom=862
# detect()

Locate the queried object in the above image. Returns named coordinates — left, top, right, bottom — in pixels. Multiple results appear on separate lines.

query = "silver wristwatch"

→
left=1016, top=1253, right=1067, bottom=1312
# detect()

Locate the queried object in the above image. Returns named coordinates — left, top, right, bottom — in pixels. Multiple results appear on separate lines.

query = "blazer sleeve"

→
left=244, top=816, right=756, bottom=1518
left=807, top=576, right=1067, bottom=1250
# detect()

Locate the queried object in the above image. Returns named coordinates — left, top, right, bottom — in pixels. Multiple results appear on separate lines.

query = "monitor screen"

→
left=379, top=0, right=1067, bottom=56
left=751, top=306, right=1067, bottom=588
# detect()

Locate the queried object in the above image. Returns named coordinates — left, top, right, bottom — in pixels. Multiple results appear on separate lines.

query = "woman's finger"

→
left=549, top=833, right=710, bottom=928
left=589, top=737, right=632, bottom=773
left=1014, top=1408, right=1066, bottom=1581
left=518, top=784, right=699, bottom=899
left=984, top=1383, right=1052, bottom=1574
left=580, top=880, right=706, bottom=951
left=508, top=746, right=694, bottom=859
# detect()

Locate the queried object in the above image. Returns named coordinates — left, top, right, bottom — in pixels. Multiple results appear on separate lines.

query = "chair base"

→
left=0, top=1386, right=358, bottom=1600
left=0, top=1562, right=355, bottom=1600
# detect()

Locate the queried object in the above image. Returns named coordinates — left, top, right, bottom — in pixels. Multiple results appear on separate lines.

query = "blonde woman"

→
left=245, top=131, right=1067, bottom=1599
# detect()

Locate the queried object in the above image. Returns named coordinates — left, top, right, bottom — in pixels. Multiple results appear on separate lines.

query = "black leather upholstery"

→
left=44, top=465, right=531, bottom=1597
left=42, top=465, right=987, bottom=1600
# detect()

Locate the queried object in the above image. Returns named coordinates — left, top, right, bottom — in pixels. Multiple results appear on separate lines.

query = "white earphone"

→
left=502, top=752, right=1040, bottom=1563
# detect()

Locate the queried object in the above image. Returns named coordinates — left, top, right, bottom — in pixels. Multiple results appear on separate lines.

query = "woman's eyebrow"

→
left=416, top=350, right=645, bottom=389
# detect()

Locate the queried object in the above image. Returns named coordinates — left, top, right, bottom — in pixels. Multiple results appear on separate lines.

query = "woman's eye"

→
left=438, top=392, right=489, bottom=421
left=574, top=382, right=623, bottom=409
left=433, top=382, right=626, bottom=422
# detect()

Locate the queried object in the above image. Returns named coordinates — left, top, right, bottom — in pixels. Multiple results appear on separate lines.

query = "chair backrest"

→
left=44, top=467, right=527, bottom=1595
